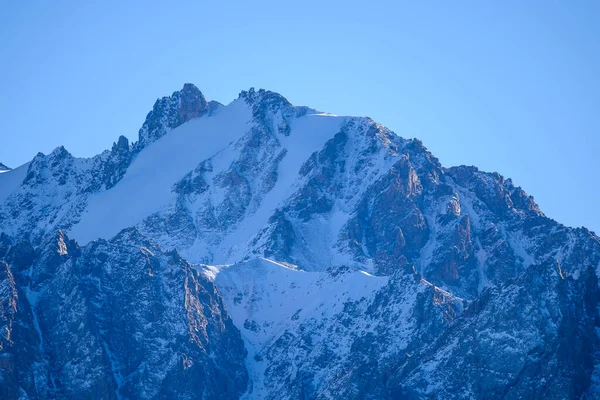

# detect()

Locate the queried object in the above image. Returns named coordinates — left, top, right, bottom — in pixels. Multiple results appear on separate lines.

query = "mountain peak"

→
left=238, top=87, right=290, bottom=105
left=2, top=84, right=600, bottom=399
left=135, top=83, right=210, bottom=150
left=181, top=82, right=202, bottom=94
left=0, top=162, right=10, bottom=172
left=238, top=87, right=314, bottom=137
left=177, top=83, right=208, bottom=122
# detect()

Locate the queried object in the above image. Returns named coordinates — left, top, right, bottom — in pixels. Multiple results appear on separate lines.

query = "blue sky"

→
left=1, top=1, right=599, bottom=232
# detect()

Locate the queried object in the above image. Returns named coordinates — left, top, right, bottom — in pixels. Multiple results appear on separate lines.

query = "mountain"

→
left=1, top=84, right=599, bottom=399
left=0, top=163, right=10, bottom=173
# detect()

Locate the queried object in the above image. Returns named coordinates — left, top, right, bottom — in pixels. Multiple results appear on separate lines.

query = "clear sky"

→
left=1, top=1, right=599, bottom=233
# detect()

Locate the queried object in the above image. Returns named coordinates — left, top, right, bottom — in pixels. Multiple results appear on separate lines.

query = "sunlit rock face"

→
left=1, top=84, right=599, bottom=399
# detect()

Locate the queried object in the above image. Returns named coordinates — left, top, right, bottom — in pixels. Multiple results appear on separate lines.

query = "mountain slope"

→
left=213, top=259, right=462, bottom=399
left=392, top=260, right=600, bottom=399
left=0, top=229, right=247, bottom=399
left=1, top=84, right=599, bottom=399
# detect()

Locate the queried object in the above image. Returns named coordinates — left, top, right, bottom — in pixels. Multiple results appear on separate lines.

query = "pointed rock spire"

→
left=135, top=83, right=209, bottom=151
left=178, top=83, right=208, bottom=123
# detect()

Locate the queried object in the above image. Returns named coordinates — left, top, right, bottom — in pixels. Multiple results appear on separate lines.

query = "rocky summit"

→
left=1, top=84, right=599, bottom=399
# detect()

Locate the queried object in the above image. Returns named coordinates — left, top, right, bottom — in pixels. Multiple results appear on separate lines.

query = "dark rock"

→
left=0, top=230, right=248, bottom=399
left=135, top=83, right=209, bottom=150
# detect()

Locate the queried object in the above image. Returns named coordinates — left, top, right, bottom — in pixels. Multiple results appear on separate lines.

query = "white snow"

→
left=213, top=258, right=388, bottom=399
left=475, top=237, right=490, bottom=293
left=25, top=266, right=58, bottom=392
left=178, top=112, right=345, bottom=264
left=99, top=330, right=124, bottom=400
left=69, top=100, right=346, bottom=253
left=207, top=114, right=345, bottom=263
left=453, top=184, right=482, bottom=230
left=70, top=98, right=253, bottom=244
left=0, top=162, right=29, bottom=204
left=503, top=227, right=535, bottom=268
left=215, top=258, right=387, bottom=349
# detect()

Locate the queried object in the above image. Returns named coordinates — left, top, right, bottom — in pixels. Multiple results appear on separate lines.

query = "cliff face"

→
left=0, top=229, right=247, bottom=399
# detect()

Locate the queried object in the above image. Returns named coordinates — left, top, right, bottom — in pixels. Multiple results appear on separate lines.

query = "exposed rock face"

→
left=0, top=163, right=10, bottom=172
left=391, top=260, right=600, bottom=400
left=103, top=135, right=132, bottom=189
left=1, top=84, right=600, bottom=399
left=0, top=230, right=248, bottom=399
left=135, top=83, right=213, bottom=151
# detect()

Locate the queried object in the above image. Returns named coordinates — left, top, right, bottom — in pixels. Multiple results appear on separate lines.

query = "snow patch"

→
left=0, top=162, right=29, bottom=204
left=213, top=258, right=388, bottom=399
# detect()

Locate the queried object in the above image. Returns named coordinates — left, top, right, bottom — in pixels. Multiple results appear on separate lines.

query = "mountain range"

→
left=1, top=83, right=599, bottom=399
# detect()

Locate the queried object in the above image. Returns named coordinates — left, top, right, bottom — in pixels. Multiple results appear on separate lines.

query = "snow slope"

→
left=69, top=98, right=345, bottom=254
left=0, top=162, right=29, bottom=204
left=213, top=258, right=389, bottom=399
left=197, top=113, right=346, bottom=263
left=211, top=258, right=464, bottom=400
left=70, top=98, right=252, bottom=244
left=214, top=258, right=386, bottom=351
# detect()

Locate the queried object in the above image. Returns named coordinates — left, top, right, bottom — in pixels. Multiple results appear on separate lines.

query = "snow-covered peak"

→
left=238, top=87, right=293, bottom=111
left=2, top=83, right=598, bottom=293
left=2, top=83, right=600, bottom=399
left=0, top=162, right=10, bottom=173
left=239, top=87, right=316, bottom=136
left=135, top=83, right=211, bottom=150
left=70, top=96, right=254, bottom=244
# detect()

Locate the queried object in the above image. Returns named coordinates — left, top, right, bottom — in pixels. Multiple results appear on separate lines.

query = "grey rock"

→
left=135, top=83, right=209, bottom=151
left=0, top=229, right=248, bottom=399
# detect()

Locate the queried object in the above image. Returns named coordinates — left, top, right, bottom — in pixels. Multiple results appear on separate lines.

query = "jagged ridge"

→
left=1, top=84, right=599, bottom=399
